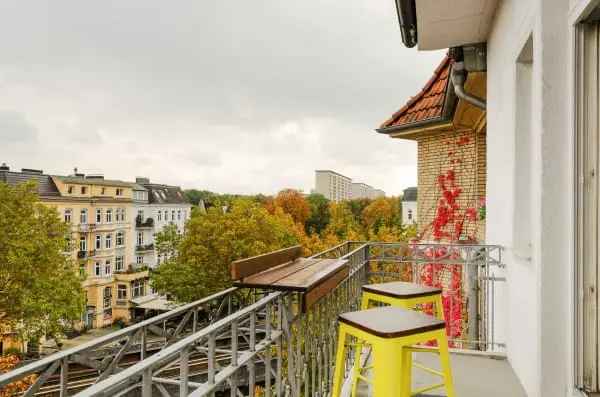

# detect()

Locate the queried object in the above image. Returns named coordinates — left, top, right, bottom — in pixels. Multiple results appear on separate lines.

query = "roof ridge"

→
left=379, top=55, right=452, bottom=130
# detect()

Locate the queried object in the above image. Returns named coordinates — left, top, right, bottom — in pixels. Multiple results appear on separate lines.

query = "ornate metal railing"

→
left=0, top=241, right=503, bottom=397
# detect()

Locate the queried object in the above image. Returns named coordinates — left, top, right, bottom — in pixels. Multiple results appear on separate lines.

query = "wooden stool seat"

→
left=339, top=306, right=446, bottom=338
left=362, top=281, right=442, bottom=299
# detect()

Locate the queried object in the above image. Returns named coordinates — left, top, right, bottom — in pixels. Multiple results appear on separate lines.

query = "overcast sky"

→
left=0, top=1, right=444, bottom=196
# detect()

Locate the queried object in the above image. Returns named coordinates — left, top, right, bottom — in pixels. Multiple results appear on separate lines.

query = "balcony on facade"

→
left=0, top=241, right=523, bottom=397
left=136, top=216, right=154, bottom=229
left=135, top=243, right=154, bottom=253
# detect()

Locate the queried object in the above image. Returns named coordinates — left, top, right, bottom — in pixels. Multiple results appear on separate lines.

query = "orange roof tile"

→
left=379, top=56, right=452, bottom=130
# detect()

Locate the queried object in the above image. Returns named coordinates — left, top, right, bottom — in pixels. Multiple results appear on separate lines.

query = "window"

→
left=95, top=235, right=102, bottom=250
left=67, top=185, right=74, bottom=194
left=137, top=210, right=144, bottom=220
left=137, top=232, right=143, bottom=246
left=115, top=255, right=124, bottom=271
left=80, top=209, right=88, bottom=224
left=157, top=254, right=161, bottom=265
left=132, top=280, right=144, bottom=298
left=117, top=284, right=127, bottom=300
left=116, top=188, right=123, bottom=196
left=105, top=234, right=112, bottom=249
left=104, top=260, right=111, bottom=276
left=116, top=230, right=124, bottom=246
left=177, top=210, right=181, bottom=220
left=94, top=261, right=101, bottom=276
left=81, top=186, right=87, bottom=194
left=171, top=210, right=175, bottom=221
left=136, top=256, right=143, bottom=265
left=101, top=187, right=105, bottom=195
left=116, top=208, right=125, bottom=222
left=79, top=236, right=87, bottom=251
left=64, top=209, right=72, bottom=223
left=158, top=210, right=162, bottom=221
left=407, top=209, right=413, bottom=221
left=103, top=287, right=112, bottom=308
left=96, top=208, right=102, bottom=224
left=105, top=209, right=112, bottom=223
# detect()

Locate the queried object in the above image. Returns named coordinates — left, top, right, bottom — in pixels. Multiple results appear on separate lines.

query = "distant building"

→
left=314, top=170, right=352, bottom=202
left=351, top=182, right=386, bottom=199
left=132, top=177, right=191, bottom=269
left=402, top=187, right=417, bottom=225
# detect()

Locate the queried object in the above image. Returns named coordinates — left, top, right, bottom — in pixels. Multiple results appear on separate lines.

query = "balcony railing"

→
left=0, top=241, right=504, bottom=397
left=136, top=243, right=154, bottom=252
left=136, top=216, right=154, bottom=228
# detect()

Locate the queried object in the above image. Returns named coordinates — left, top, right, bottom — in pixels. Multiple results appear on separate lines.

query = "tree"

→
left=151, top=199, right=300, bottom=302
left=324, top=201, right=363, bottom=240
left=184, top=189, right=218, bottom=206
left=154, top=223, right=182, bottom=258
left=0, top=181, right=85, bottom=343
left=270, top=189, right=310, bottom=226
left=347, top=198, right=372, bottom=223
left=361, top=197, right=394, bottom=232
left=305, top=193, right=330, bottom=234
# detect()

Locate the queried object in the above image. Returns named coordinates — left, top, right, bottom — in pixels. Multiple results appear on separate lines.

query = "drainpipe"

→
left=451, top=61, right=486, bottom=110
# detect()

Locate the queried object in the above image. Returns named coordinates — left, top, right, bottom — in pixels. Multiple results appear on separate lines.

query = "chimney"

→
left=0, top=163, right=9, bottom=171
left=21, top=168, right=43, bottom=174
left=136, top=177, right=150, bottom=184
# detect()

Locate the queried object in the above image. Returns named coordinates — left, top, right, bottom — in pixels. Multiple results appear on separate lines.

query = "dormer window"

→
left=101, top=187, right=105, bottom=195
left=116, top=188, right=123, bottom=196
left=67, top=186, right=74, bottom=194
left=81, top=186, right=87, bottom=194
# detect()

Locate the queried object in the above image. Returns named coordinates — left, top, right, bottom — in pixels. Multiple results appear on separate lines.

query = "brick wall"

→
left=416, top=127, right=486, bottom=242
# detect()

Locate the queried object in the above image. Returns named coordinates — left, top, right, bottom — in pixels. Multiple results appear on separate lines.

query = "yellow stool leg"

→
left=332, top=325, right=348, bottom=397
left=436, top=330, right=456, bottom=397
left=372, top=341, right=407, bottom=397
left=400, top=347, right=412, bottom=395
left=360, top=294, right=370, bottom=310
left=350, top=338, right=362, bottom=397
left=435, top=294, right=445, bottom=320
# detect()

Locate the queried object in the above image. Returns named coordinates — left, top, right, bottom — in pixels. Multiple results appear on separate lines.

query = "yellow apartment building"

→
left=0, top=166, right=151, bottom=333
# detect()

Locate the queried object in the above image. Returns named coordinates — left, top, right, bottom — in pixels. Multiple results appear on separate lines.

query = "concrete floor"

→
left=344, top=351, right=527, bottom=397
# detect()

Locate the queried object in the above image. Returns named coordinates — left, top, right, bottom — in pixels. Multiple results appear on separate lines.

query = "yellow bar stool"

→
left=361, top=281, right=444, bottom=319
left=331, top=306, right=456, bottom=397
left=352, top=282, right=445, bottom=396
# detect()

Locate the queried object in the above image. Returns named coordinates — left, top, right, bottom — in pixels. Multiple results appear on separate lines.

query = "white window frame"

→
left=105, top=209, right=113, bottom=224
left=115, top=255, right=124, bottom=272
left=104, top=259, right=112, bottom=276
left=116, top=230, right=124, bottom=247
left=79, top=236, right=87, bottom=251
left=94, top=261, right=101, bottom=277
left=64, top=209, right=72, bottom=223
left=80, top=208, right=88, bottom=224
left=96, top=208, right=102, bottom=224
left=105, top=233, right=112, bottom=249
left=95, top=235, right=102, bottom=250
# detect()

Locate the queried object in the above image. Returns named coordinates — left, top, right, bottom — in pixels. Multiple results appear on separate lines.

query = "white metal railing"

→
left=0, top=241, right=503, bottom=397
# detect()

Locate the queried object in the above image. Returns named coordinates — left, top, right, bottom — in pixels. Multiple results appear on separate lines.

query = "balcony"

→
left=136, top=216, right=154, bottom=228
left=0, top=241, right=520, bottom=397
left=76, top=250, right=87, bottom=259
left=135, top=243, right=154, bottom=253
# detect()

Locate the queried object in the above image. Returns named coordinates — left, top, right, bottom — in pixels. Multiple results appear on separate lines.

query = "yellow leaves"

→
left=271, top=189, right=310, bottom=225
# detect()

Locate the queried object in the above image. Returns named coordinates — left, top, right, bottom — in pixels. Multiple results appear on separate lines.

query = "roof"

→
left=0, top=170, right=61, bottom=197
left=315, top=170, right=351, bottom=180
left=402, top=187, right=417, bottom=202
left=378, top=56, right=455, bottom=134
left=141, top=183, right=189, bottom=204
left=55, top=175, right=135, bottom=188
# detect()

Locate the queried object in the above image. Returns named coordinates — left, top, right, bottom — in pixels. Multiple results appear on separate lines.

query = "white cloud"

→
left=0, top=0, right=443, bottom=195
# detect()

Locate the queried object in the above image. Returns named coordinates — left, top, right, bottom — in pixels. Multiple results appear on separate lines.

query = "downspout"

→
left=451, top=61, right=486, bottom=110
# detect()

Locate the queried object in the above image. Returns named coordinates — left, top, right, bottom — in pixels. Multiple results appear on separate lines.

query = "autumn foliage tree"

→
left=0, top=355, right=36, bottom=396
left=151, top=199, right=300, bottom=302
left=271, top=189, right=310, bottom=226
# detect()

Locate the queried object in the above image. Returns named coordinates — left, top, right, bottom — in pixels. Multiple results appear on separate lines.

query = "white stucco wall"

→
left=402, top=200, right=417, bottom=225
left=486, top=0, right=572, bottom=396
left=132, top=203, right=191, bottom=269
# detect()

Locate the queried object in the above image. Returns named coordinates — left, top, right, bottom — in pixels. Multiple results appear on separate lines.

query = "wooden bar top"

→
left=233, top=257, right=349, bottom=311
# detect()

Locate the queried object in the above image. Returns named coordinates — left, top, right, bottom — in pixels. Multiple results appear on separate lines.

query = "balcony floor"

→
left=346, top=351, right=526, bottom=397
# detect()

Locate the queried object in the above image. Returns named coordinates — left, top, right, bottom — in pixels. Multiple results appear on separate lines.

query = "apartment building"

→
left=0, top=166, right=151, bottom=329
left=131, top=177, right=191, bottom=269
left=350, top=182, right=372, bottom=199
left=314, top=170, right=351, bottom=202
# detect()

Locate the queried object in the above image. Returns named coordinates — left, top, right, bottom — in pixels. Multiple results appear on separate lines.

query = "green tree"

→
left=154, top=223, right=182, bottom=258
left=151, top=199, right=300, bottom=302
left=305, top=193, right=330, bottom=234
left=184, top=189, right=218, bottom=206
left=0, top=181, right=85, bottom=343
left=324, top=201, right=363, bottom=240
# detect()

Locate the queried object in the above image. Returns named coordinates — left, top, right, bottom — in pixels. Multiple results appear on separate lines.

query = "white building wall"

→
left=486, top=0, right=572, bottom=396
left=402, top=200, right=417, bottom=225
left=132, top=203, right=191, bottom=269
